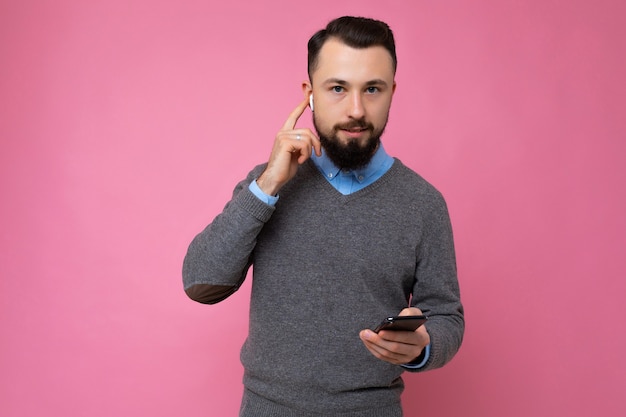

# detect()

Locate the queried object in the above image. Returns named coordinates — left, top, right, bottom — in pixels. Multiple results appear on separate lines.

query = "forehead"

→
left=312, top=38, right=395, bottom=84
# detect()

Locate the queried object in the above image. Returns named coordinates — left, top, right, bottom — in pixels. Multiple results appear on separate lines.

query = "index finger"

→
left=281, top=97, right=310, bottom=131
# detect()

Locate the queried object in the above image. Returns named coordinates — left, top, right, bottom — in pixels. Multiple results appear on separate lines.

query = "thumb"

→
left=399, top=306, right=423, bottom=316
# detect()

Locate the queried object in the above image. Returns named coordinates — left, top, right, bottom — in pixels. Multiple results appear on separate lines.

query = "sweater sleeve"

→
left=407, top=191, right=464, bottom=372
left=182, top=165, right=273, bottom=304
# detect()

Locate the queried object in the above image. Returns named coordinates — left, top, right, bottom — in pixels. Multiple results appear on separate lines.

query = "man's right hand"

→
left=256, top=98, right=322, bottom=196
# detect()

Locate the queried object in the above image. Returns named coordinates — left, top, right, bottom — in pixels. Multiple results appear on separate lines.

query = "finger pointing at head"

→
left=282, top=97, right=310, bottom=131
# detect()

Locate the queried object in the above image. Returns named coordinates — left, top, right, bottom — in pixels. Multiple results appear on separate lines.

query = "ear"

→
left=388, top=81, right=397, bottom=107
left=302, top=81, right=314, bottom=111
left=302, top=80, right=312, bottom=99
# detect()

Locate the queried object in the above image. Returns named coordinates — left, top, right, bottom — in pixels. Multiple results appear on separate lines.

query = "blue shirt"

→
left=310, top=143, right=395, bottom=195
left=249, top=143, right=430, bottom=369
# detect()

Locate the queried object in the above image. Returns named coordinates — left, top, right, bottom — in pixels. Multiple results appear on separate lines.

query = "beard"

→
left=313, top=116, right=388, bottom=171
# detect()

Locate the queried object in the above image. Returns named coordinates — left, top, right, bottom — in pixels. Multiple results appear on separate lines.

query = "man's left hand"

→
left=359, top=307, right=430, bottom=365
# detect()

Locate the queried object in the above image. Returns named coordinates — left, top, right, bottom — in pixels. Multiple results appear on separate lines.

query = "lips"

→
left=333, top=121, right=373, bottom=139
left=337, top=123, right=371, bottom=133
left=340, top=128, right=369, bottom=139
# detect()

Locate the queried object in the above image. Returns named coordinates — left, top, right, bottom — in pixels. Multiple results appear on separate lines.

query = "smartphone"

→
left=373, top=315, right=428, bottom=333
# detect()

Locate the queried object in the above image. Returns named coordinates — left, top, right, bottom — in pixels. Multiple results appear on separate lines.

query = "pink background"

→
left=1, top=1, right=625, bottom=416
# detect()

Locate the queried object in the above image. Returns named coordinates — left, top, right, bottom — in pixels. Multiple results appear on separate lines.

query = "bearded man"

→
left=183, top=16, right=464, bottom=417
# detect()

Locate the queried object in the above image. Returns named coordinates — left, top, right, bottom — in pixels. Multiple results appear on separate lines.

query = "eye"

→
left=366, top=86, right=379, bottom=94
left=332, top=86, right=344, bottom=93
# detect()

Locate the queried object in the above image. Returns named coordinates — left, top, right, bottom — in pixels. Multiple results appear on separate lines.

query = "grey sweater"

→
left=183, top=159, right=464, bottom=417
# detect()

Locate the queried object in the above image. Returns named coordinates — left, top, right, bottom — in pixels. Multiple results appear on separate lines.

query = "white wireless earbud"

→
left=309, top=94, right=314, bottom=112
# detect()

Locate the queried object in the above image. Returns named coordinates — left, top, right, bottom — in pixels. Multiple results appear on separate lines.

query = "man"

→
left=183, top=16, right=464, bottom=417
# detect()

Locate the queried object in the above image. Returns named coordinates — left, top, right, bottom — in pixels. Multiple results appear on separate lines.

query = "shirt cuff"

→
left=401, top=344, right=430, bottom=370
left=249, top=180, right=279, bottom=206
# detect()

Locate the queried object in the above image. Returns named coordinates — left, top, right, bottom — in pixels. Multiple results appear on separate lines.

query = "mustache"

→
left=334, top=119, right=373, bottom=131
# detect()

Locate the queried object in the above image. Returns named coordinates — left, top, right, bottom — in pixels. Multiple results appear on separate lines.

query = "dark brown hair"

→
left=307, top=16, right=397, bottom=80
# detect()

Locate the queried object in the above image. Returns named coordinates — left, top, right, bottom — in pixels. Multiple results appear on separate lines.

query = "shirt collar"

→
left=312, top=142, right=393, bottom=184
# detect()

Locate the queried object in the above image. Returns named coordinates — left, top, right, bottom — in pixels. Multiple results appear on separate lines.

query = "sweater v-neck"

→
left=301, top=158, right=400, bottom=203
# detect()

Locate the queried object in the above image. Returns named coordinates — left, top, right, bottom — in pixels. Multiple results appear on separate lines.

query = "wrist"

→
left=256, top=172, right=282, bottom=196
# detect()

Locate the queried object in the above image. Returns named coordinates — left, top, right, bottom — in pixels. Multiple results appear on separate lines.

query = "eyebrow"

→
left=322, top=78, right=390, bottom=87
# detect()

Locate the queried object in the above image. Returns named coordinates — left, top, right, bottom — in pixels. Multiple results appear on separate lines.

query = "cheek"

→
left=370, top=102, right=392, bottom=123
left=314, top=109, right=335, bottom=129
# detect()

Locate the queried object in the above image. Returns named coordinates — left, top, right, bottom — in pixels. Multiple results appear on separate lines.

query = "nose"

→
left=348, top=92, right=365, bottom=119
